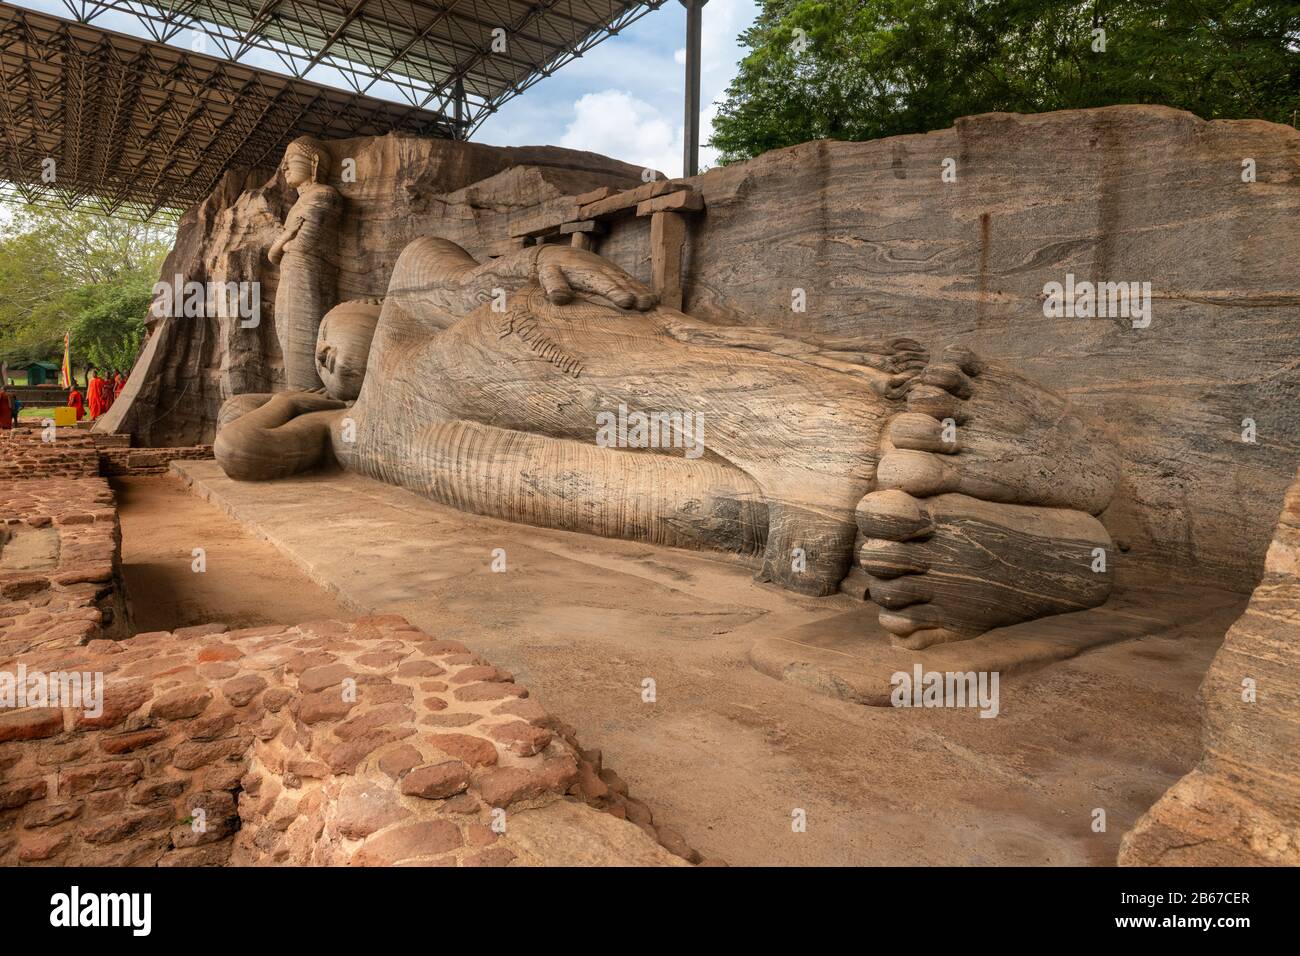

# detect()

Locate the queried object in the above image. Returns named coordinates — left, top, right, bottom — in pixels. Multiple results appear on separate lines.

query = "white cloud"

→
left=554, top=0, right=757, bottom=176
left=560, top=90, right=683, bottom=178
left=468, top=0, right=760, bottom=175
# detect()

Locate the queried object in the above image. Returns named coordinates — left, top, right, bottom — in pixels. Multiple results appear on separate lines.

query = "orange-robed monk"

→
left=68, top=385, right=86, bottom=421
left=86, top=369, right=107, bottom=419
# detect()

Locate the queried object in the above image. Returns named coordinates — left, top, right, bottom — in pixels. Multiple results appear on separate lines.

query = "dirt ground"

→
left=115, top=469, right=1248, bottom=866
left=114, top=475, right=351, bottom=632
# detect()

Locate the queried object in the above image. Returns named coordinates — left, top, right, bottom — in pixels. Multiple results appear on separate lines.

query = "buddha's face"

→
left=314, top=299, right=383, bottom=400
left=282, top=136, right=329, bottom=190
left=283, top=156, right=315, bottom=190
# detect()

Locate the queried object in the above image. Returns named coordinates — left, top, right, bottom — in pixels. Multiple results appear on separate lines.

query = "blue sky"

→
left=16, top=0, right=759, bottom=178
left=475, top=1, right=759, bottom=175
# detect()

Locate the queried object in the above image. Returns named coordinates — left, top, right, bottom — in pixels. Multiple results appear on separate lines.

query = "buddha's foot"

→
left=878, top=346, right=1119, bottom=514
left=855, top=349, right=1118, bottom=648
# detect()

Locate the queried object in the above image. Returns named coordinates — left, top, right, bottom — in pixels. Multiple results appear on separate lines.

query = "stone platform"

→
left=169, top=459, right=1250, bottom=866
left=1, top=440, right=703, bottom=867
left=750, top=585, right=1245, bottom=706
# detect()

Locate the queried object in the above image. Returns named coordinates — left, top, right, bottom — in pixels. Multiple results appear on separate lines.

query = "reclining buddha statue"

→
left=217, top=227, right=1121, bottom=649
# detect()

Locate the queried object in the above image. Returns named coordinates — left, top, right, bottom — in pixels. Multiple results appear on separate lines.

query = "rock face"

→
left=210, top=215, right=1122, bottom=644
left=98, top=135, right=648, bottom=447
left=108, top=105, right=1299, bottom=595
left=1120, top=469, right=1300, bottom=865
left=664, top=105, right=1300, bottom=595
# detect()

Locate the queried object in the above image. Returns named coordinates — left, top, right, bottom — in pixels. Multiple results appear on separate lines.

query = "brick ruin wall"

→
left=0, top=427, right=212, bottom=480
left=1, top=475, right=126, bottom=651
left=0, top=435, right=709, bottom=867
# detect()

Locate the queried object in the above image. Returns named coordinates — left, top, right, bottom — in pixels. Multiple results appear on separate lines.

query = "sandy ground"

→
left=114, top=475, right=351, bottom=632
left=118, top=468, right=1249, bottom=866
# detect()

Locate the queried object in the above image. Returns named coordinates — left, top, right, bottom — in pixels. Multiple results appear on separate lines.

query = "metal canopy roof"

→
left=0, top=0, right=666, bottom=219
left=53, top=1, right=668, bottom=121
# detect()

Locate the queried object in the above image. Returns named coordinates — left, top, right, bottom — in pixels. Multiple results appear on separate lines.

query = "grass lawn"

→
left=16, top=406, right=59, bottom=420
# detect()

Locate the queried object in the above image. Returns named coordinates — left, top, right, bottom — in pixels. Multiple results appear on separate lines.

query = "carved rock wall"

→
left=99, top=136, right=647, bottom=448
left=652, top=105, right=1300, bottom=593
left=109, top=106, right=1299, bottom=591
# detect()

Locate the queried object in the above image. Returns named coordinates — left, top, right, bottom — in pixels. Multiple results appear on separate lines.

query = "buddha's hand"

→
left=535, top=246, right=658, bottom=311
left=281, top=391, right=348, bottom=415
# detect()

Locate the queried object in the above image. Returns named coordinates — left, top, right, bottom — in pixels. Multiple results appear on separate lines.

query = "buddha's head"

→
left=314, top=298, right=383, bottom=400
left=283, top=136, right=332, bottom=190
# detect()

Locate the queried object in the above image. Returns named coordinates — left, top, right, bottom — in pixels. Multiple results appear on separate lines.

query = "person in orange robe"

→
left=0, top=389, right=12, bottom=430
left=86, top=369, right=107, bottom=419
left=112, top=371, right=126, bottom=402
left=68, top=384, right=86, bottom=421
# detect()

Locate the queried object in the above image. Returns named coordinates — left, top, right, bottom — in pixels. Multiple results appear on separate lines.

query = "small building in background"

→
left=14, top=361, right=61, bottom=386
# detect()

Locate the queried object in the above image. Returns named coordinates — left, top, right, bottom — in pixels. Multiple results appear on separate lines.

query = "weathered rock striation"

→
left=1119, top=469, right=1300, bottom=866
left=106, top=106, right=1300, bottom=596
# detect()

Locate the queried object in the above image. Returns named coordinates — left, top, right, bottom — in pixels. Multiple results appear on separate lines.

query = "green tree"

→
left=0, top=204, right=173, bottom=374
left=710, top=1, right=1300, bottom=164
left=72, top=285, right=152, bottom=375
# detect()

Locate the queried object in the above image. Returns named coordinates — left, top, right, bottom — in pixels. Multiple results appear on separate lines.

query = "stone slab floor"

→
left=117, top=466, right=1249, bottom=867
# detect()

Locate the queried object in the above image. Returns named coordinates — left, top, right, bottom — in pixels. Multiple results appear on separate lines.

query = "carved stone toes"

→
left=855, top=489, right=1115, bottom=648
left=859, top=349, right=1121, bottom=644
left=881, top=350, right=1120, bottom=515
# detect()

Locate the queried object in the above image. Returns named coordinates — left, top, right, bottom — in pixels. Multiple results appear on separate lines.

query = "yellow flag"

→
left=60, top=331, right=72, bottom=388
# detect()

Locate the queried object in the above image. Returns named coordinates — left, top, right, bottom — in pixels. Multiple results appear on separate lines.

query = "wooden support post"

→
left=650, top=210, right=686, bottom=311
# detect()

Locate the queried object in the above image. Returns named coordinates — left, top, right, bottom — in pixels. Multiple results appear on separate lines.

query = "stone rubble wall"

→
left=98, top=446, right=214, bottom=478
left=0, top=617, right=703, bottom=867
left=0, top=436, right=704, bottom=867
left=0, top=426, right=212, bottom=480
left=0, top=429, right=100, bottom=480
left=0, top=476, right=126, bottom=652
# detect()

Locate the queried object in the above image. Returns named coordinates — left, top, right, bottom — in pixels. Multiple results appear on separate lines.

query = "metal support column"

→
left=453, top=77, right=465, bottom=140
left=680, top=0, right=706, bottom=177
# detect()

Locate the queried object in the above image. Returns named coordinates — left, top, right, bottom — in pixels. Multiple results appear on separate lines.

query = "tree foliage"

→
left=0, top=204, right=173, bottom=374
left=710, top=1, right=1300, bottom=164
